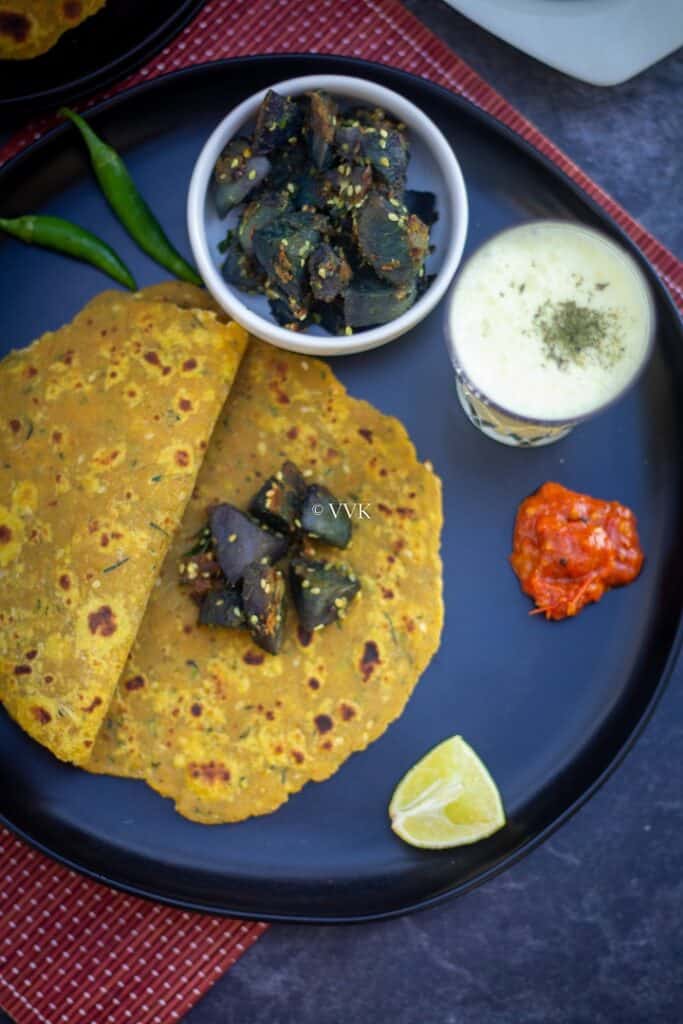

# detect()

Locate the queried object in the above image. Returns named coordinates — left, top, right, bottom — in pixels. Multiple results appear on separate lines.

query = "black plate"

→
left=0, top=0, right=206, bottom=119
left=0, top=55, right=681, bottom=923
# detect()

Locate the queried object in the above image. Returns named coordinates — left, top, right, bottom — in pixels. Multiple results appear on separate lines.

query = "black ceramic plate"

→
left=0, top=0, right=206, bottom=119
left=0, top=55, right=681, bottom=923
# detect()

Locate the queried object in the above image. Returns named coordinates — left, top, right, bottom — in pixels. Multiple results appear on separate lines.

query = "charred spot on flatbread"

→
left=0, top=11, right=31, bottom=42
left=0, top=290, right=247, bottom=765
left=0, top=1, right=106, bottom=59
left=88, top=301, right=442, bottom=822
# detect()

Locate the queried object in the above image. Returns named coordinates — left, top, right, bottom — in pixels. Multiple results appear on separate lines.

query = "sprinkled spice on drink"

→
left=448, top=222, right=653, bottom=422
left=533, top=299, right=624, bottom=370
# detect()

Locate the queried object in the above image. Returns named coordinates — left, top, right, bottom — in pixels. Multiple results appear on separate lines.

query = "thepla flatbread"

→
left=0, top=291, right=247, bottom=764
left=0, top=1, right=107, bottom=59
left=90, top=296, right=444, bottom=822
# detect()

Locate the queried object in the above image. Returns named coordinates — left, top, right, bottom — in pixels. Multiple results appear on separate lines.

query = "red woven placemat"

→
left=1, top=2, right=681, bottom=1023
left=0, top=828, right=267, bottom=1024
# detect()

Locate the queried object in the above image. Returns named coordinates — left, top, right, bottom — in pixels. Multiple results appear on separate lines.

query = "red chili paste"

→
left=511, top=482, right=644, bottom=620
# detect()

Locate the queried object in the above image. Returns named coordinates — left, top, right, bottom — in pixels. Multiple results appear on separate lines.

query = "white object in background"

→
left=445, top=0, right=683, bottom=86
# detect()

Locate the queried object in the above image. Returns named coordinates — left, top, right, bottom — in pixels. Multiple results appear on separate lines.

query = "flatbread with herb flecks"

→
left=0, top=291, right=247, bottom=764
left=89, top=286, right=443, bottom=822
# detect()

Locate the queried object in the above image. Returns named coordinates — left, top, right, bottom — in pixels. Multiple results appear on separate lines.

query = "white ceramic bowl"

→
left=187, top=74, right=469, bottom=356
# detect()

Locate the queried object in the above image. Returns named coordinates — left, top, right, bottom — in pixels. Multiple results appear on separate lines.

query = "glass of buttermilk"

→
left=445, top=221, right=655, bottom=446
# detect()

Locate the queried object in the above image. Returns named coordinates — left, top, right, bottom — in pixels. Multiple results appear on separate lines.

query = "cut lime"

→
left=389, top=735, right=506, bottom=849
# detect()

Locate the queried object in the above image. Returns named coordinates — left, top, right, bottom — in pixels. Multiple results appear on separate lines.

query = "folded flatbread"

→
left=89, top=286, right=444, bottom=822
left=0, top=290, right=247, bottom=764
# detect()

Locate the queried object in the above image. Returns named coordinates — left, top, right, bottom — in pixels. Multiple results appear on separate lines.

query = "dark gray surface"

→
left=1, top=3, right=681, bottom=1023
left=183, top=7, right=683, bottom=1024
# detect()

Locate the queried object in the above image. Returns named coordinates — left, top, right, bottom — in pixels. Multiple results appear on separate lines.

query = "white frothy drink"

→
left=448, top=222, right=654, bottom=423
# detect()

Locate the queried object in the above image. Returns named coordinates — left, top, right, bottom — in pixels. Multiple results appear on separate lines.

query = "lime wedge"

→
left=389, top=736, right=506, bottom=849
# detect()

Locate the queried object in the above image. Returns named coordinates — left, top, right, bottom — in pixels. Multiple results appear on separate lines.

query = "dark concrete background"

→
left=1, top=2, right=681, bottom=1022
left=181, top=6, right=682, bottom=1023
left=182, top=6, right=682, bottom=1023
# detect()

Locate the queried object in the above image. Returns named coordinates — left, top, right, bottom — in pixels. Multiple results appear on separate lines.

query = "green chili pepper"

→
left=60, top=106, right=202, bottom=286
left=0, top=214, right=136, bottom=290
